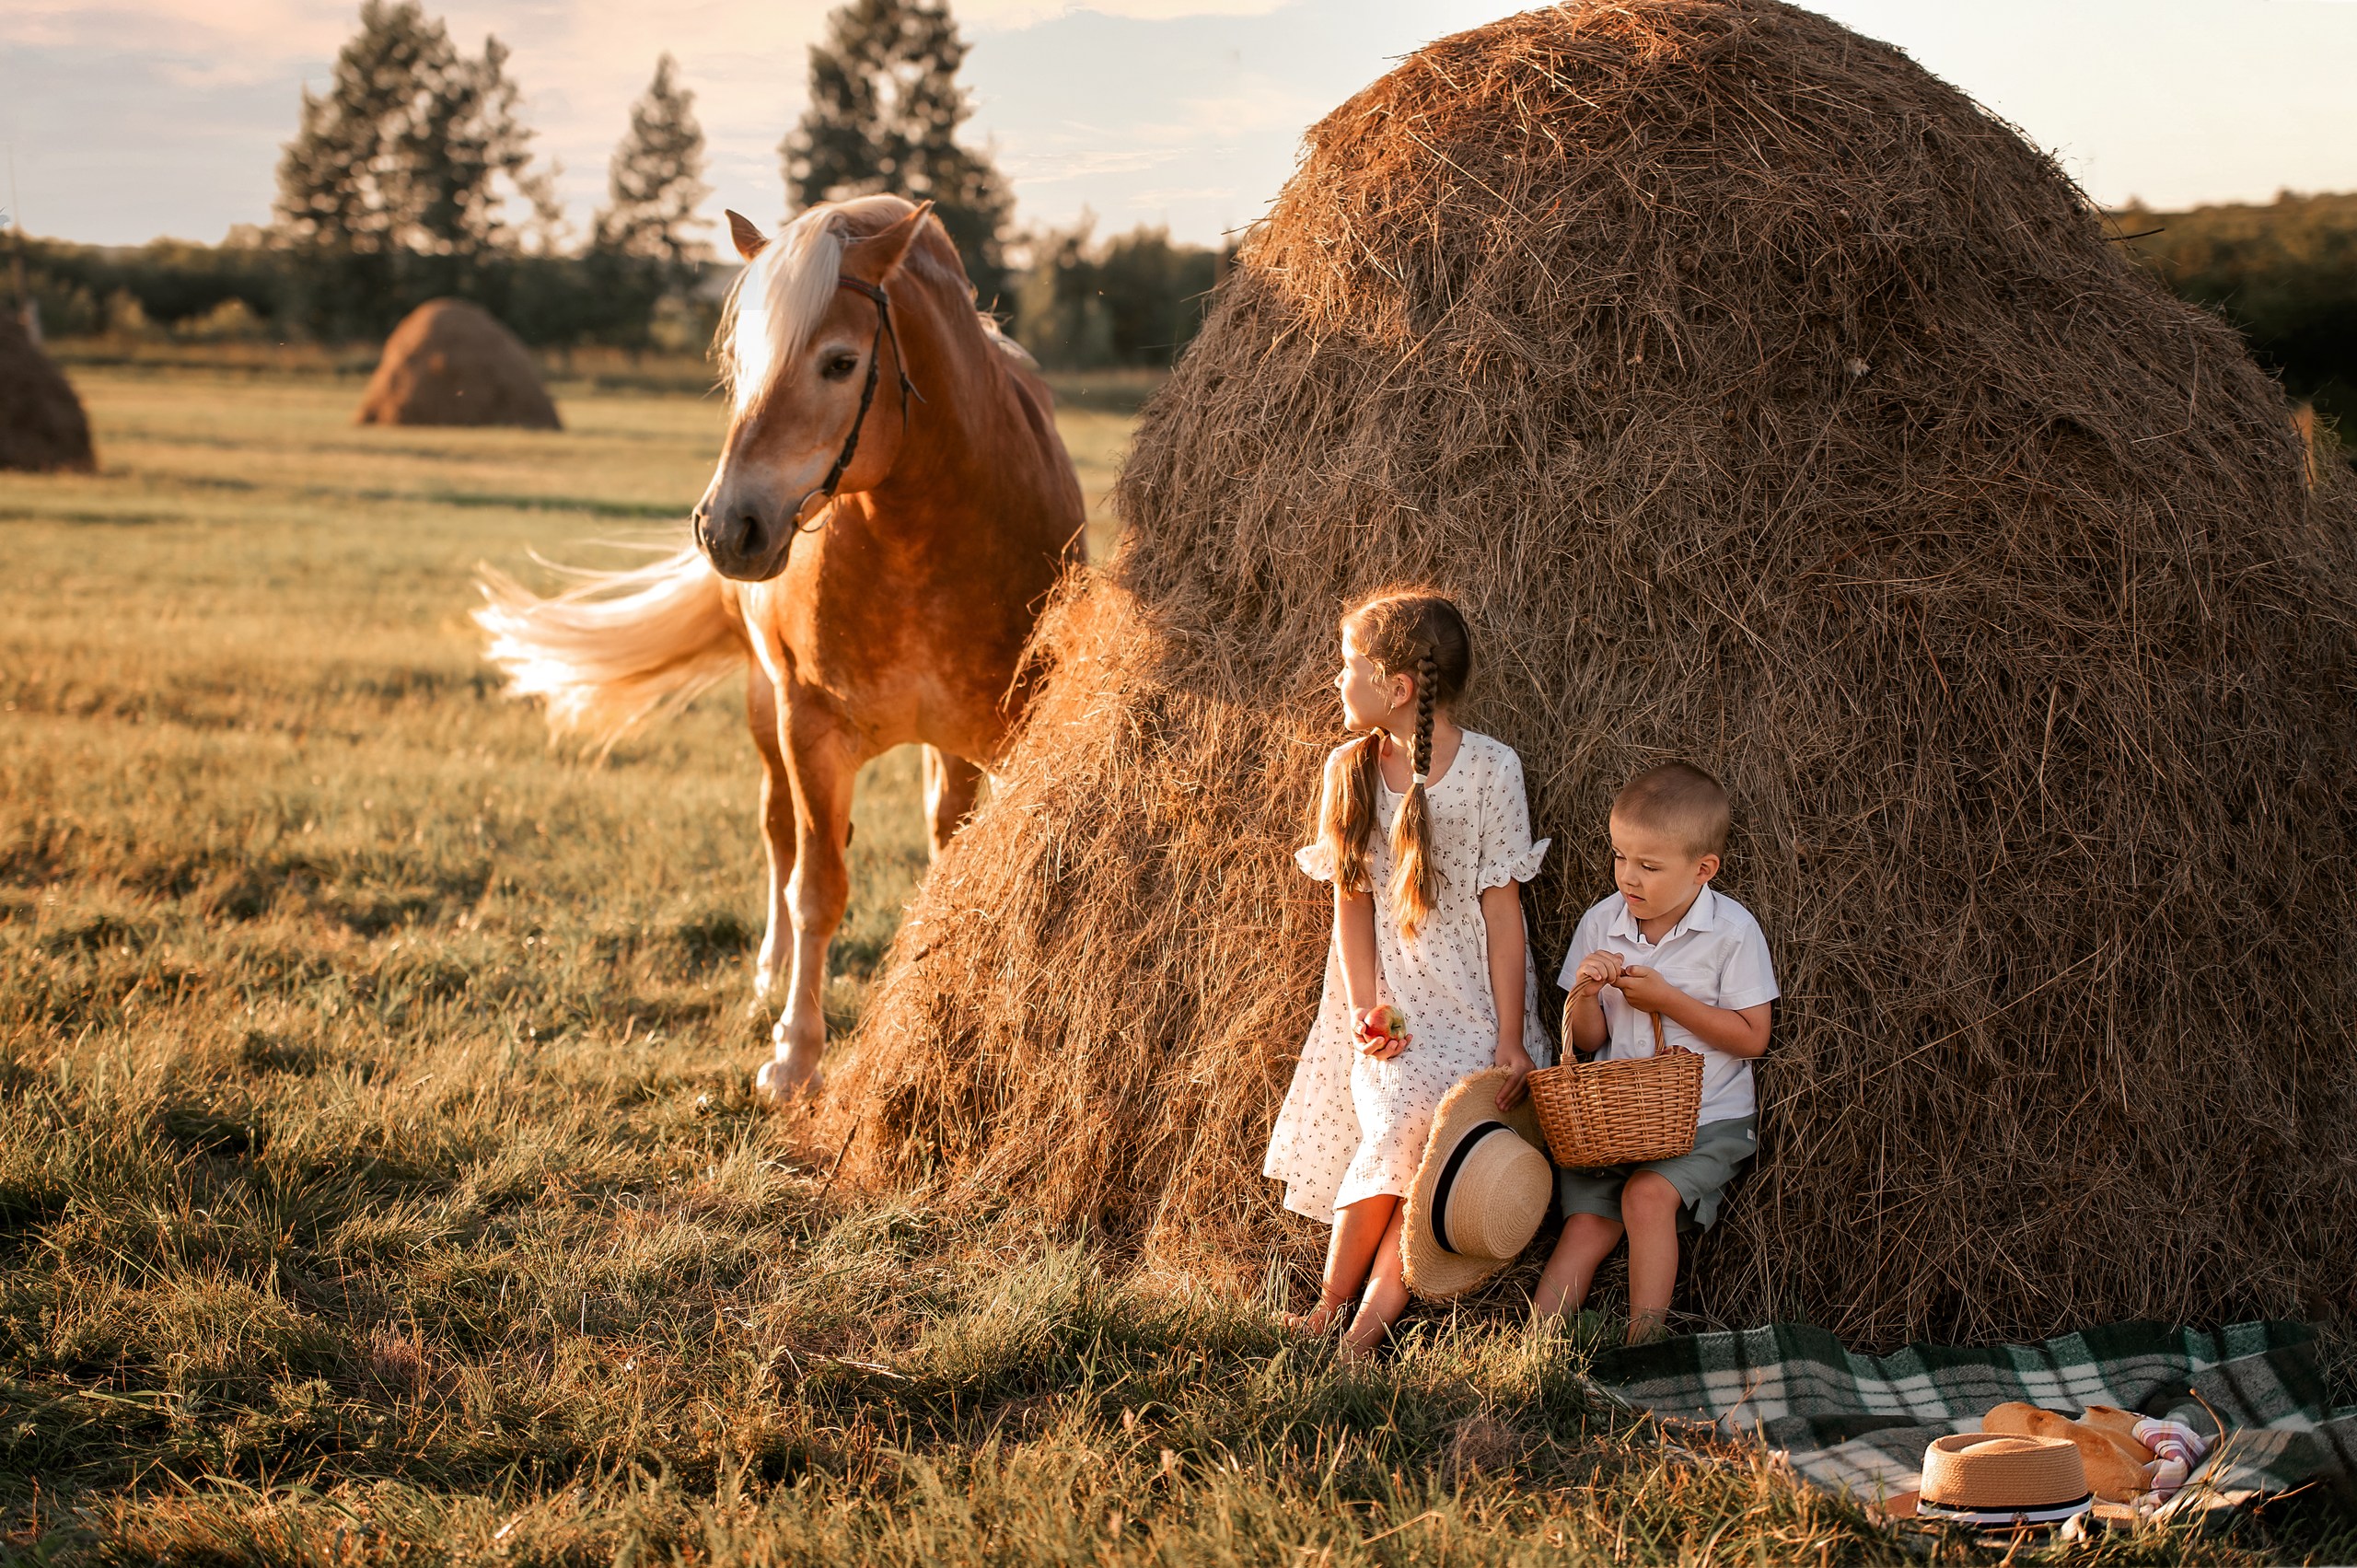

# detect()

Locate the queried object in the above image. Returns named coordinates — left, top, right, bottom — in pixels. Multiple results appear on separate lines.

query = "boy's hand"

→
left=1571, top=950, right=1626, bottom=994
left=1492, top=1040, right=1535, bottom=1109
left=1612, top=964, right=1683, bottom=1016
left=1353, top=1006, right=1409, bottom=1061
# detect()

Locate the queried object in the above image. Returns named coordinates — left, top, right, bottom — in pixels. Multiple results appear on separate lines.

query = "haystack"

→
left=356, top=299, right=560, bottom=429
left=835, top=0, right=2357, bottom=1344
left=1, top=311, right=97, bottom=472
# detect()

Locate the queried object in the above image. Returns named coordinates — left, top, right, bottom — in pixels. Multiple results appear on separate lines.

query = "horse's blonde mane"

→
left=720, top=206, right=851, bottom=411
left=718, top=196, right=1036, bottom=406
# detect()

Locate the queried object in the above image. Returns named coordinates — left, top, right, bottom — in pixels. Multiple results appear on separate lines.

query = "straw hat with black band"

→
left=1915, top=1433, right=2094, bottom=1533
left=1401, top=1066, right=1554, bottom=1300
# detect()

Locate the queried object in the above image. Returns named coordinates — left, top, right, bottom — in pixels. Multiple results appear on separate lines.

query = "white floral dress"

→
left=1263, top=730, right=1552, bottom=1221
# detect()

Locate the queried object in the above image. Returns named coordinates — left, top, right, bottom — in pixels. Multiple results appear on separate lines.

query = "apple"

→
left=1369, top=1004, right=1408, bottom=1040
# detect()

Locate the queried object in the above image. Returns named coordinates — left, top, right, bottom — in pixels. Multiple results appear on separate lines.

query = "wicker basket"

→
left=1527, top=984, right=1702, bottom=1169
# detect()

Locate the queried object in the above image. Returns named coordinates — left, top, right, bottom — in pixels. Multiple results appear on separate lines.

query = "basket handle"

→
left=1565, top=973, right=1674, bottom=1056
left=1562, top=974, right=1597, bottom=1051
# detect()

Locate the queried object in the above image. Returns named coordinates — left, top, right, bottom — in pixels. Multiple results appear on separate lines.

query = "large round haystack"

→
left=356, top=299, right=560, bottom=429
left=834, top=0, right=2357, bottom=1343
left=1, top=311, right=97, bottom=472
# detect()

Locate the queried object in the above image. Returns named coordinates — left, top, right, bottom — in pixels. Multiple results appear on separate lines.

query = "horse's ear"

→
left=726, top=209, right=768, bottom=261
left=842, top=201, right=935, bottom=285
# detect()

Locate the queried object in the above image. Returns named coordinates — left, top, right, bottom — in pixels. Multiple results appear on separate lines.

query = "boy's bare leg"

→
left=1533, top=1212, right=1624, bottom=1319
left=1342, top=1202, right=1411, bottom=1359
left=1289, top=1194, right=1398, bottom=1333
left=1621, top=1171, right=1684, bottom=1343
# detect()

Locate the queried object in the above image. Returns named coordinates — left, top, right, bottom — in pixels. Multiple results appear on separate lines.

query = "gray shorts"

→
left=1554, top=1115, right=1758, bottom=1232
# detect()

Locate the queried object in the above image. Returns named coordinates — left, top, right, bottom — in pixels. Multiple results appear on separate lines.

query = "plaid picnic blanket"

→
left=1588, top=1318, right=2357, bottom=1515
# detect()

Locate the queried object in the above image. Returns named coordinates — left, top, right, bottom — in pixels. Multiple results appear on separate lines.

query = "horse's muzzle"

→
left=693, top=498, right=792, bottom=583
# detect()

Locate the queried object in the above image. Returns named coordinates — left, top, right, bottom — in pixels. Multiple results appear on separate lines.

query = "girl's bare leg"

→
left=1341, top=1202, right=1411, bottom=1359
left=1533, top=1212, right=1624, bottom=1320
left=1288, top=1194, right=1398, bottom=1332
left=1621, top=1171, right=1684, bottom=1343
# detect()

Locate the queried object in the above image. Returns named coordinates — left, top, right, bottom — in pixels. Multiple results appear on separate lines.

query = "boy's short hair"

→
left=1613, top=762, right=1731, bottom=859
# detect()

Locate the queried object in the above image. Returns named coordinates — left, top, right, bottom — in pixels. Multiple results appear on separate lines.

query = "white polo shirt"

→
left=1557, top=886, right=1778, bottom=1126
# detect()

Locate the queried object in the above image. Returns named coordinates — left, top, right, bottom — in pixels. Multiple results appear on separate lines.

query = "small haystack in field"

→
left=356, top=299, right=560, bottom=429
left=835, top=0, right=2357, bottom=1344
left=1, top=311, right=97, bottom=472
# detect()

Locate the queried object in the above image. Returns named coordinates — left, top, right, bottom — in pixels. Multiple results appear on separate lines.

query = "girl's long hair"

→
left=1317, top=590, right=1472, bottom=937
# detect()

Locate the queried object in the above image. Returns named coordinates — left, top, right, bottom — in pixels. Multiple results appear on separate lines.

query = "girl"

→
left=1263, top=589, right=1551, bottom=1356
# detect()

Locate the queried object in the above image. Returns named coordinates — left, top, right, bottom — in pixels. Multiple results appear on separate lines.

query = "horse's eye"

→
left=821, top=352, right=859, bottom=381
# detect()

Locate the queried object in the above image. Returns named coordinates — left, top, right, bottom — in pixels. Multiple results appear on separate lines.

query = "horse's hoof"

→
left=754, top=1059, right=825, bottom=1105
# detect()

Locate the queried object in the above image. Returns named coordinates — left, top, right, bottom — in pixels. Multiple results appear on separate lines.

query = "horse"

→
left=476, top=194, right=1086, bottom=1100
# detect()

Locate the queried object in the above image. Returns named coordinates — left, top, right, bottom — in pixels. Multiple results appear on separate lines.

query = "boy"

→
left=1534, top=762, right=1776, bottom=1342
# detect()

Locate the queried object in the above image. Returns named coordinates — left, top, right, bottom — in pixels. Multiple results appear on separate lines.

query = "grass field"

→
left=0, top=362, right=2339, bottom=1563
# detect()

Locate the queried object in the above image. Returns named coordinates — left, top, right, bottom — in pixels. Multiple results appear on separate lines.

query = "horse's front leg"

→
left=746, top=671, right=795, bottom=1005
left=754, top=692, right=859, bottom=1103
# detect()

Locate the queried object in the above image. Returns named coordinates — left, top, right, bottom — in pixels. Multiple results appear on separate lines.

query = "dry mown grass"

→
left=0, top=365, right=2344, bottom=1562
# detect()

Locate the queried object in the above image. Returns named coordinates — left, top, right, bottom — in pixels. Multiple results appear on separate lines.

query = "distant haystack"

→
left=356, top=299, right=560, bottom=429
left=830, top=0, right=2357, bottom=1346
left=0, top=312, right=97, bottom=472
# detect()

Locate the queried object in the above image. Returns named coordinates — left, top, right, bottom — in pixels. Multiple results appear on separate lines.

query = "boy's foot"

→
left=1624, top=1312, right=1670, bottom=1346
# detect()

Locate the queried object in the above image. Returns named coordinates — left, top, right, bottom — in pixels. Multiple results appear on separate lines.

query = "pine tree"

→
left=594, top=54, right=712, bottom=283
left=273, top=0, right=545, bottom=331
left=586, top=55, right=712, bottom=350
left=782, top=0, right=1013, bottom=307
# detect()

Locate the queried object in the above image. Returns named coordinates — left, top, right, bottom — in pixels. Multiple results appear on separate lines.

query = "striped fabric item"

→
left=2133, top=1416, right=2211, bottom=1502
left=1585, top=1318, right=2357, bottom=1516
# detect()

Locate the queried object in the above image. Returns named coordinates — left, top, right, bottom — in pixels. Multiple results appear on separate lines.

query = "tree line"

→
left=2118, top=192, right=2357, bottom=430
left=10, top=0, right=2353, bottom=405
left=8, top=0, right=1223, bottom=369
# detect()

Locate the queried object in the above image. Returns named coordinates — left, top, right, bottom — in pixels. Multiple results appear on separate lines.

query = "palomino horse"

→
left=477, top=195, right=1085, bottom=1099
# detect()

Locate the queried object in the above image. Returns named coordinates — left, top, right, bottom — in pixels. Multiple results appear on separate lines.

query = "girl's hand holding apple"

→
left=1354, top=1004, right=1410, bottom=1060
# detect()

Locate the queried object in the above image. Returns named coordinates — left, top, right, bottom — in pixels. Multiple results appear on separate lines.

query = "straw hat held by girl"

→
left=1263, top=590, right=1552, bottom=1356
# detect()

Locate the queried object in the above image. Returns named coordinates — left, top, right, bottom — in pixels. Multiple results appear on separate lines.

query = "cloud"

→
left=1167, top=83, right=1328, bottom=134
left=1001, top=144, right=1180, bottom=184
left=1, top=0, right=344, bottom=60
left=1121, top=184, right=1238, bottom=207
left=960, top=0, right=1293, bottom=27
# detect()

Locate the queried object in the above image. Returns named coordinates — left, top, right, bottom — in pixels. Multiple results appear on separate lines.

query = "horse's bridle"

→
left=791, top=276, right=919, bottom=532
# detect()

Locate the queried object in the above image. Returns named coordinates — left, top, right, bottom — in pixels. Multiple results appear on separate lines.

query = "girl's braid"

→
left=1320, top=588, right=1470, bottom=940
left=1413, top=653, right=1437, bottom=779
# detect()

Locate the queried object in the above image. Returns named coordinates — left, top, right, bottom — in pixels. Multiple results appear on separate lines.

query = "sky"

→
left=4, top=0, right=2356, bottom=252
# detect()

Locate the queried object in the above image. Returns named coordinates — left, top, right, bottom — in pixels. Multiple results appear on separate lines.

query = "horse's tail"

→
left=474, top=545, right=744, bottom=749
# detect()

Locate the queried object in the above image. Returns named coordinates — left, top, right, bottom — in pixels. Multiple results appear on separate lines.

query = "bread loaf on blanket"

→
left=1980, top=1402, right=2154, bottom=1502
